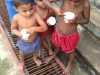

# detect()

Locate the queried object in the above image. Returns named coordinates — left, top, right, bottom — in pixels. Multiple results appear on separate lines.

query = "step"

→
left=77, top=27, right=100, bottom=74
left=83, top=6, right=100, bottom=38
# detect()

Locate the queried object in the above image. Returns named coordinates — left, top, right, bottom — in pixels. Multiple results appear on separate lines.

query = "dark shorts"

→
left=16, top=36, right=41, bottom=55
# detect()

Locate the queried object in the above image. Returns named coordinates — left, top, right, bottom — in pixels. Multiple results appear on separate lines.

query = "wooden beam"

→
left=0, top=0, right=10, bottom=26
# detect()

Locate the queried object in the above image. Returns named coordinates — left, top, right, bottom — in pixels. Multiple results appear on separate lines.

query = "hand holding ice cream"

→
left=63, top=11, right=76, bottom=23
left=47, top=16, right=56, bottom=26
left=20, top=29, right=30, bottom=41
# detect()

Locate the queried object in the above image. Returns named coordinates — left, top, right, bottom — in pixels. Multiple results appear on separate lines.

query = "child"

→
left=43, top=0, right=90, bottom=74
left=34, top=0, right=57, bottom=63
left=11, top=0, right=48, bottom=66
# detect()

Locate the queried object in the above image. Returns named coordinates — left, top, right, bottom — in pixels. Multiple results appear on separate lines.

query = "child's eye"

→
left=38, top=0, right=43, bottom=1
left=22, top=10, right=27, bottom=12
left=22, top=8, right=33, bottom=12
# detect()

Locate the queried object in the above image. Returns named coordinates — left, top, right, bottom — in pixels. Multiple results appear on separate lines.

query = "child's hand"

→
left=63, top=12, right=76, bottom=23
left=25, top=28, right=35, bottom=34
left=26, top=27, right=36, bottom=42
left=64, top=18, right=75, bottom=24
left=20, top=29, right=30, bottom=41
left=66, top=18, right=76, bottom=24
left=20, top=28, right=36, bottom=41
left=47, top=16, right=56, bottom=26
left=11, top=29, right=22, bottom=37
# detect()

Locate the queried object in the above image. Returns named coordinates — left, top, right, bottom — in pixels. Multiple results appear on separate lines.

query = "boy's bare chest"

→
left=18, top=17, right=36, bottom=28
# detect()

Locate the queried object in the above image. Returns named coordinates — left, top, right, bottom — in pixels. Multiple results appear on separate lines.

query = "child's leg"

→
left=44, top=46, right=61, bottom=63
left=42, top=40, right=53, bottom=55
left=18, top=51, right=24, bottom=71
left=32, top=52, right=42, bottom=66
left=46, top=36, right=54, bottom=56
left=41, top=39, right=56, bottom=63
left=64, top=52, right=75, bottom=75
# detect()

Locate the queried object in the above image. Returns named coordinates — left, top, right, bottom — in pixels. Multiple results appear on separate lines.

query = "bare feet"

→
left=44, top=55, right=55, bottom=64
left=33, top=57, right=42, bottom=66
left=63, top=65, right=72, bottom=75
left=43, top=49, right=55, bottom=64
left=48, top=49, right=53, bottom=56
left=18, top=62, right=24, bottom=71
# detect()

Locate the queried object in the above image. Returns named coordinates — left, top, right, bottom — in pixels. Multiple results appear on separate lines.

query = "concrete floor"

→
left=77, top=26, right=100, bottom=73
left=0, top=26, right=24, bottom=75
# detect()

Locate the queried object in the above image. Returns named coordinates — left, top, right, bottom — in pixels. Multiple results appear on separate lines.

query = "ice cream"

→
left=64, top=12, right=75, bottom=23
left=20, top=29, right=30, bottom=41
left=47, top=16, right=56, bottom=26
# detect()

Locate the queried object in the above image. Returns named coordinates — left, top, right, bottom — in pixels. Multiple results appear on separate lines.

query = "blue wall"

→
left=5, top=0, right=16, bottom=22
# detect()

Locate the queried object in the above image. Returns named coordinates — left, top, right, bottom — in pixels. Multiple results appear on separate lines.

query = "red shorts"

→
left=51, top=31, right=80, bottom=53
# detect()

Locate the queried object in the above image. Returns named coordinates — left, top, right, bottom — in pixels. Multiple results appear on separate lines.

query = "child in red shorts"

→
left=43, top=0, right=90, bottom=74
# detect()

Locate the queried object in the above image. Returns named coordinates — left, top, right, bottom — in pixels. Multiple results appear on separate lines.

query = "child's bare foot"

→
left=18, top=62, right=24, bottom=71
left=43, top=55, right=55, bottom=64
left=48, top=49, right=53, bottom=56
left=33, top=57, right=42, bottom=66
left=43, top=49, right=55, bottom=64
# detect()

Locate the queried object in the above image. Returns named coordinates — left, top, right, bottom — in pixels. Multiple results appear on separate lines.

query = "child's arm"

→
left=43, top=0, right=62, bottom=16
left=11, top=15, right=21, bottom=37
left=76, top=0, right=90, bottom=24
left=30, top=13, right=48, bottom=32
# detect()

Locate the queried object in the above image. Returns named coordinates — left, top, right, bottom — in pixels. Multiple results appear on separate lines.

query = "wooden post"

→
left=0, top=0, right=10, bottom=26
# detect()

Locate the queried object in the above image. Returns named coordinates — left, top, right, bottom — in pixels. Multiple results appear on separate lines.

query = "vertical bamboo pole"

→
left=0, top=0, right=10, bottom=26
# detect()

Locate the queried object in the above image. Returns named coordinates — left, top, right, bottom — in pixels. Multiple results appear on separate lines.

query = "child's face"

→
left=70, top=0, right=80, bottom=2
left=35, top=0, right=47, bottom=9
left=48, top=0, right=57, bottom=2
left=16, top=4, right=33, bottom=17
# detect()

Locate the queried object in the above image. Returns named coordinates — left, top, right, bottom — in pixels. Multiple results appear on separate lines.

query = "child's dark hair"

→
left=14, top=0, right=35, bottom=8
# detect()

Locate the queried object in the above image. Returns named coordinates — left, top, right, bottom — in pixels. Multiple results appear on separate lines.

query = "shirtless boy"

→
left=43, top=0, right=90, bottom=74
left=11, top=0, right=47, bottom=66
left=34, top=0, right=58, bottom=63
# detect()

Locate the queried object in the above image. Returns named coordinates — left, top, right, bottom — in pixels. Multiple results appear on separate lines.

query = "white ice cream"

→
left=47, top=16, right=56, bottom=26
left=20, top=29, right=30, bottom=41
left=64, top=12, right=75, bottom=23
